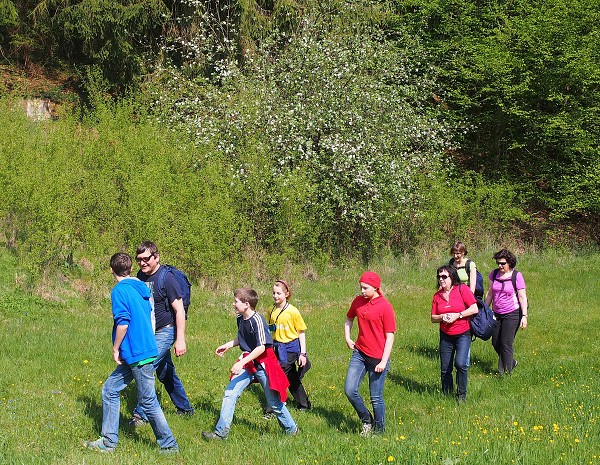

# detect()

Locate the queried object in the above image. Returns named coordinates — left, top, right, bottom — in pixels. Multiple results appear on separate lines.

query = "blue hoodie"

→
left=111, top=277, right=158, bottom=365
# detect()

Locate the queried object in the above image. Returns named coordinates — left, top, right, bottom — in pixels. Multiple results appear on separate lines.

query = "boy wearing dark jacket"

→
left=84, top=253, right=178, bottom=454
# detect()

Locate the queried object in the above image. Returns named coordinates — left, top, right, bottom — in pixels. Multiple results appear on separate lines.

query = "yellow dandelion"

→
left=575, top=438, right=580, bottom=443
left=387, top=456, right=395, bottom=462
left=84, top=359, right=89, bottom=364
left=513, top=421, right=518, bottom=426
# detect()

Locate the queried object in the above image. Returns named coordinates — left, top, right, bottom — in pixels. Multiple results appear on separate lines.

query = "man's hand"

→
left=174, top=340, right=187, bottom=357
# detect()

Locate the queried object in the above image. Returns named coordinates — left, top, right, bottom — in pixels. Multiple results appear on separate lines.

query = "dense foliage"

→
left=1, top=0, right=599, bottom=281
left=396, top=0, right=600, bottom=223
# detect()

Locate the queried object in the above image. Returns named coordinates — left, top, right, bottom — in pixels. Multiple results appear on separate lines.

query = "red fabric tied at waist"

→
left=231, top=347, right=290, bottom=402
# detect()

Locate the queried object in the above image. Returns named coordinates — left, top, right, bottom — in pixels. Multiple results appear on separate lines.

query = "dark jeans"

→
left=492, top=308, right=522, bottom=374
left=280, top=352, right=311, bottom=409
left=439, top=330, right=471, bottom=400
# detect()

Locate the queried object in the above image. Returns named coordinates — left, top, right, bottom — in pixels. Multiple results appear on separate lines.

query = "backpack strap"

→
left=155, top=265, right=170, bottom=304
left=492, top=268, right=519, bottom=294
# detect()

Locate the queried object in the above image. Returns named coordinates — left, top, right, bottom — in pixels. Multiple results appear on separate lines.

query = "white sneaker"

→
left=360, top=423, right=372, bottom=437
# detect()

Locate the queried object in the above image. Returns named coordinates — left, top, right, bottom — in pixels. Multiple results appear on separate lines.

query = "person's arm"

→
left=298, top=331, right=307, bottom=367
left=171, top=297, right=187, bottom=357
left=344, top=317, right=355, bottom=349
left=374, top=332, right=395, bottom=373
left=431, top=296, right=444, bottom=323
left=469, top=266, right=477, bottom=295
left=230, top=344, right=266, bottom=375
left=215, top=338, right=239, bottom=356
left=484, top=280, right=494, bottom=306
left=518, top=288, right=528, bottom=329
left=112, top=324, right=128, bottom=365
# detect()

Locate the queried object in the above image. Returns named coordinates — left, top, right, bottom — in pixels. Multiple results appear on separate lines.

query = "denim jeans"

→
left=101, top=362, right=178, bottom=449
left=344, top=349, right=390, bottom=432
left=134, top=325, right=193, bottom=420
left=439, top=330, right=471, bottom=400
left=492, top=308, right=521, bottom=373
left=214, top=367, right=297, bottom=437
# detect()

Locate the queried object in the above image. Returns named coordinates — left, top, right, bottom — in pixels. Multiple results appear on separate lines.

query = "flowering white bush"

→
left=147, top=3, right=459, bottom=255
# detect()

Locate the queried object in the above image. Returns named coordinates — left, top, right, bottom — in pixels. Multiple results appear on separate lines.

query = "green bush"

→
left=0, top=97, right=250, bottom=283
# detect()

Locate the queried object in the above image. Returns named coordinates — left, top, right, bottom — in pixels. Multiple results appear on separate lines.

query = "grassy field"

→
left=0, top=248, right=598, bottom=465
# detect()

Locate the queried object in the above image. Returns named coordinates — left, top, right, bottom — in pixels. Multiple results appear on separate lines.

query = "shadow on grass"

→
left=407, top=341, right=498, bottom=375
left=309, top=405, right=360, bottom=434
left=408, top=344, right=439, bottom=360
left=78, top=391, right=166, bottom=448
left=470, top=354, right=496, bottom=375
left=387, top=371, right=437, bottom=394
left=194, top=391, right=273, bottom=435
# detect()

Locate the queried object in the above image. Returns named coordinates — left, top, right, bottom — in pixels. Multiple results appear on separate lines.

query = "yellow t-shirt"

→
left=267, top=303, right=307, bottom=343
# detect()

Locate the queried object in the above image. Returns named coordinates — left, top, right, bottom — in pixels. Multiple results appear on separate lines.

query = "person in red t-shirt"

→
left=344, top=271, right=396, bottom=436
left=431, top=265, right=478, bottom=402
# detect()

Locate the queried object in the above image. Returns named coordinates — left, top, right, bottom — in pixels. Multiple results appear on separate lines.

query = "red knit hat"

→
left=359, top=271, right=382, bottom=291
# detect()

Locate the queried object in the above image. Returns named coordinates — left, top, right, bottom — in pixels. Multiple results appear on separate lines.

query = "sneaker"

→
left=83, top=437, right=115, bottom=453
left=159, top=446, right=180, bottom=455
left=288, top=427, right=300, bottom=435
left=202, top=431, right=226, bottom=441
left=176, top=408, right=195, bottom=416
left=128, top=413, right=148, bottom=428
left=263, top=410, right=276, bottom=420
left=513, top=359, right=518, bottom=370
left=359, top=423, right=373, bottom=437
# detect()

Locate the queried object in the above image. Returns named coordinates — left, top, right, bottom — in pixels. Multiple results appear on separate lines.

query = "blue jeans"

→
left=439, top=330, right=471, bottom=400
left=344, top=349, right=390, bottom=432
left=134, top=326, right=193, bottom=420
left=101, top=362, right=178, bottom=449
left=214, top=367, right=297, bottom=437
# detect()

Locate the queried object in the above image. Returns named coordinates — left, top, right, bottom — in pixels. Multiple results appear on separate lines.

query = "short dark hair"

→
left=493, top=249, right=517, bottom=268
left=436, top=264, right=460, bottom=289
left=450, top=241, right=468, bottom=255
left=136, top=240, right=159, bottom=257
left=110, top=253, right=132, bottom=277
left=234, top=288, right=259, bottom=310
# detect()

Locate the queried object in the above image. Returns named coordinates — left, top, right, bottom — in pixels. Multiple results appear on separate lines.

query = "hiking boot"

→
left=202, top=431, right=226, bottom=441
left=159, top=446, right=180, bottom=455
left=359, top=423, right=373, bottom=437
left=83, top=437, right=115, bottom=453
left=176, top=408, right=195, bottom=416
left=288, top=426, right=300, bottom=435
left=128, top=413, right=148, bottom=428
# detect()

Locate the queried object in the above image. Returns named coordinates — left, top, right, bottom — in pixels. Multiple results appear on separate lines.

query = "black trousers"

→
left=280, top=352, right=311, bottom=409
left=491, top=308, right=522, bottom=373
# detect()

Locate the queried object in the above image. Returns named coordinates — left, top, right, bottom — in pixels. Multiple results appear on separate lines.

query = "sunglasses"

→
left=437, top=274, right=449, bottom=280
left=136, top=253, right=154, bottom=263
left=496, top=261, right=508, bottom=266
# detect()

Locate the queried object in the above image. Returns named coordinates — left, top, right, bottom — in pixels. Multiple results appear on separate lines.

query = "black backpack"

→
left=450, top=258, right=484, bottom=298
left=154, top=265, right=192, bottom=319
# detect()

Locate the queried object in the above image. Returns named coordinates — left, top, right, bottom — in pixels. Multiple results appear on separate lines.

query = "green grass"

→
left=1, top=249, right=599, bottom=464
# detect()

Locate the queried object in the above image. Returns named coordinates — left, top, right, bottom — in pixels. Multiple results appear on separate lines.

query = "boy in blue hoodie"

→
left=84, top=253, right=179, bottom=453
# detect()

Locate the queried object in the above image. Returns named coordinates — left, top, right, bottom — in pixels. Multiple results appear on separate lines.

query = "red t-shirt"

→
left=431, top=285, right=476, bottom=336
left=347, top=295, right=397, bottom=359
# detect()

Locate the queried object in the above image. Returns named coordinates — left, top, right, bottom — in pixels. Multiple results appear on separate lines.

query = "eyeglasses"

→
left=437, top=274, right=449, bottom=280
left=496, top=261, right=508, bottom=266
left=136, top=253, right=154, bottom=263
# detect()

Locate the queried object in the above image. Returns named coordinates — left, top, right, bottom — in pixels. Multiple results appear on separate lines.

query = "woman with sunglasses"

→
left=484, top=249, right=528, bottom=374
left=431, top=265, right=478, bottom=402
